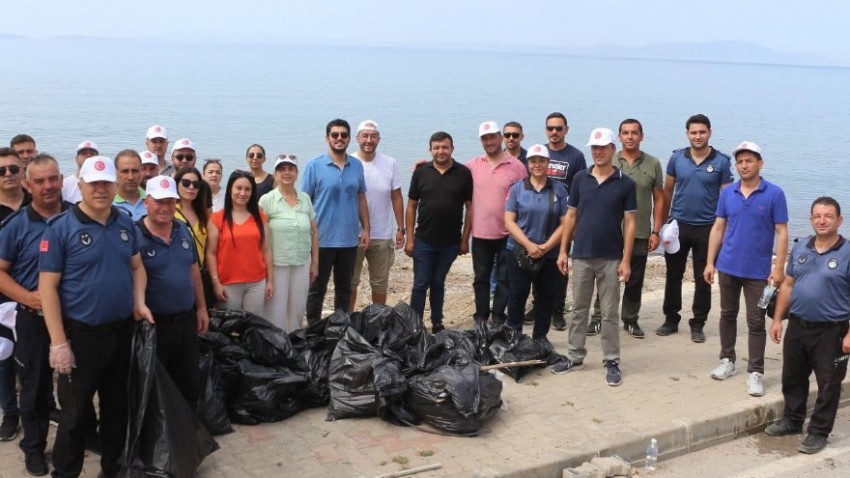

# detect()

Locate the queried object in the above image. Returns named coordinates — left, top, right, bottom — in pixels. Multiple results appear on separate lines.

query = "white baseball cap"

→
left=526, top=144, right=550, bottom=160
left=76, top=140, right=99, bottom=153
left=659, top=220, right=681, bottom=255
left=586, top=127, right=617, bottom=147
left=145, top=175, right=179, bottom=200
left=146, top=125, right=168, bottom=140
left=140, top=150, right=159, bottom=165
left=274, top=154, right=298, bottom=170
left=731, top=140, right=762, bottom=157
left=478, top=121, right=500, bottom=137
left=171, top=138, right=196, bottom=154
left=357, top=120, right=380, bottom=134
left=79, top=156, right=116, bottom=183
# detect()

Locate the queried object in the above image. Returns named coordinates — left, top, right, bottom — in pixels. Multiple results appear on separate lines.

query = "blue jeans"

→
left=410, top=237, right=459, bottom=325
left=0, top=354, right=18, bottom=417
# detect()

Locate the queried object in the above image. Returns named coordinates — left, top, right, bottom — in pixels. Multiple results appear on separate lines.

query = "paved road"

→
left=648, top=407, right=850, bottom=478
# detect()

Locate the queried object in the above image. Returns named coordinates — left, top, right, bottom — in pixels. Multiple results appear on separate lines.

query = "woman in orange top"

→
left=206, top=170, right=273, bottom=317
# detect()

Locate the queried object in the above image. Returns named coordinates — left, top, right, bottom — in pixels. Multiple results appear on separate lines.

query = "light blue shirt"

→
left=300, top=153, right=367, bottom=248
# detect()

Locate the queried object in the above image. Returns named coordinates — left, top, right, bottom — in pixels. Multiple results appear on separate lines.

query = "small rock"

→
left=563, top=462, right=605, bottom=478
left=590, top=456, right=632, bottom=477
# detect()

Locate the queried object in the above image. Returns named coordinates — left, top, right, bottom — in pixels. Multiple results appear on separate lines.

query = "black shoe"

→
left=49, top=407, right=60, bottom=427
left=624, top=322, right=645, bottom=339
left=552, top=313, right=567, bottom=331
left=25, top=452, right=49, bottom=476
left=431, top=323, right=446, bottom=334
left=0, top=414, right=19, bottom=441
left=586, top=320, right=601, bottom=336
left=799, top=433, right=828, bottom=454
left=690, top=326, right=706, bottom=343
left=604, top=361, right=623, bottom=386
left=523, top=307, right=536, bottom=325
left=765, top=417, right=803, bottom=437
left=655, top=321, right=678, bottom=336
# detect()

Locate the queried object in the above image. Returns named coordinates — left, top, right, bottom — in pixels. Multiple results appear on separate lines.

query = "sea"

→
left=2, top=38, right=850, bottom=240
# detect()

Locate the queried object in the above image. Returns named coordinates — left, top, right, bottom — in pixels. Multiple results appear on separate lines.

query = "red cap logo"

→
left=533, top=146, right=542, bottom=153
left=182, top=139, right=189, bottom=145
left=155, top=126, right=162, bottom=132
left=94, top=161, right=105, bottom=171
left=84, top=141, right=91, bottom=147
left=143, top=152, right=152, bottom=158
left=483, top=123, right=491, bottom=131
left=594, top=131, right=602, bottom=139
left=160, top=179, right=169, bottom=188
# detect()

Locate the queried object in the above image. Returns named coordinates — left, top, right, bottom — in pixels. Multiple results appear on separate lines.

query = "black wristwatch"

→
left=650, top=231, right=660, bottom=237
left=397, top=228, right=406, bottom=234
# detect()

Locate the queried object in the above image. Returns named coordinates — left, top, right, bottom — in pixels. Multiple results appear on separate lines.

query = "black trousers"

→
left=14, top=307, right=52, bottom=455
left=52, top=319, right=132, bottom=478
left=472, top=237, right=508, bottom=322
left=306, top=246, right=358, bottom=323
left=155, top=311, right=200, bottom=408
left=781, top=317, right=849, bottom=436
left=663, top=222, right=713, bottom=327
left=507, top=257, right=560, bottom=339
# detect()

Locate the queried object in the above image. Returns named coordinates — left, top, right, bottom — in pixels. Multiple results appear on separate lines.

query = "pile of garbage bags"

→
left=198, top=303, right=564, bottom=436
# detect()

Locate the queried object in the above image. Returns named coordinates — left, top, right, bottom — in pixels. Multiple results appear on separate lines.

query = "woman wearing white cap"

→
left=259, top=155, right=319, bottom=332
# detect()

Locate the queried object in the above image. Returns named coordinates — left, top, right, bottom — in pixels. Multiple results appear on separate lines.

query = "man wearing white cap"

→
left=467, top=120, right=527, bottom=327
left=113, top=150, right=147, bottom=220
left=39, top=156, right=152, bottom=478
left=135, top=175, right=209, bottom=405
left=704, top=141, right=788, bottom=396
left=349, top=120, right=404, bottom=310
left=145, top=125, right=169, bottom=173
left=61, top=140, right=99, bottom=204
left=658, top=114, right=733, bottom=343
left=169, top=138, right=197, bottom=177
left=0, top=153, right=67, bottom=475
left=554, top=128, right=636, bottom=387
left=139, top=151, right=159, bottom=189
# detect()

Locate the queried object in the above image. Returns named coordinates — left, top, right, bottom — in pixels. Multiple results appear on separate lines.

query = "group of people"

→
left=0, top=110, right=847, bottom=478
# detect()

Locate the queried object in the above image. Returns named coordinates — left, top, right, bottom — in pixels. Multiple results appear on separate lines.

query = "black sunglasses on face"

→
left=0, top=165, right=21, bottom=175
left=503, top=132, right=521, bottom=139
left=329, top=132, right=350, bottom=139
left=175, top=154, right=195, bottom=162
left=546, top=126, right=565, bottom=132
left=247, top=153, right=264, bottom=159
left=180, top=179, right=201, bottom=189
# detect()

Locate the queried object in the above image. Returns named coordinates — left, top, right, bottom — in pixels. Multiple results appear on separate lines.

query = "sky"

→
left=3, top=0, right=849, bottom=63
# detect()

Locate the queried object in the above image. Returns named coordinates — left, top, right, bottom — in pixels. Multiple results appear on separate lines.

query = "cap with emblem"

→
left=526, top=144, right=550, bottom=160
left=586, top=127, right=616, bottom=147
left=731, top=140, right=762, bottom=157
left=140, top=150, right=159, bottom=165
left=274, top=154, right=298, bottom=170
left=659, top=220, right=681, bottom=255
left=145, top=175, right=179, bottom=200
left=357, top=120, right=380, bottom=134
left=171, top=138, right=196, bottom=154
left=76, top=140, right=99, bottom=154
left=146, top=125, right=168, bottom=140
left=478, top=121, right=500, bottom=137
left=79, top=156, right=117, bottom=183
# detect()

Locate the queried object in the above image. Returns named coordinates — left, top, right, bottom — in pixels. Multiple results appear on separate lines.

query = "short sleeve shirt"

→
left=615, top=151, right=663, bottom=239
left=39, top=206, right=139, bottom=325
left=715, top=179, right=788, bottom=280
left=0, top=204, right=68, bottom=292
left=210, top=209, right=268, bottom=284
left=408, top=160, right=473, bottom=246
left=568, top=167, right=637, bottom=260
left=135, top=219, right=197, bottom=315
left=259, top=189, right=316, bottom=266
left=505, top=179, right=568, bottom=259
left=113, top=190, right=148, bottom=221
left=667, top=147, right=734, bottom=226
left=300, top=154, right=367, bottom=248
left=466, top=153, right=527, bottom=239
left=546, top=144, right=587, bottom=196
left=352, top=151, right=402, bottom=240
left=786, top=236, right=850, bottom=322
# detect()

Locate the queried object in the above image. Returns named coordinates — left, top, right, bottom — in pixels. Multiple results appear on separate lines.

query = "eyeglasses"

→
left=503, top=132, right=521, bottom=139
left=276, top=154, right=297, bottom=161
left=180, top=179, right=201, bottom=189
left=247, top=152, right=264, bottom=159
left=329, top=132, right=350, bottom=140
left=0, top=165, right=21, bottom=176
left=546, top=126, right=565, bottom=132
left=174, top=154, right=195, bottom=162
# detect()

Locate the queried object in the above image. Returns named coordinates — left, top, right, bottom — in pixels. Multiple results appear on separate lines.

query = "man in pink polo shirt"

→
left=466, top=121, right=528, bottom=327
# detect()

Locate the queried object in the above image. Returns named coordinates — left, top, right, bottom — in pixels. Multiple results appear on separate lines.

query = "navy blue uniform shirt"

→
left=135, top=218, right=198, bottom=316
left=786, top=236, right=850, bottom=322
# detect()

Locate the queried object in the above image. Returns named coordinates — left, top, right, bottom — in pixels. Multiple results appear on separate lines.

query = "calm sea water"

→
left=2, top=38, right=849, bottom=239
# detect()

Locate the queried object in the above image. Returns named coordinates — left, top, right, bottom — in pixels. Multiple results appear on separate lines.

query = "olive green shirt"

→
left=615, top=151, right=663, bottom=239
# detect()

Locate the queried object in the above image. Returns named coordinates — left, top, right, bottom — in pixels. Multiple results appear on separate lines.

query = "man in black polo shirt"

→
left=0, top=154, right=67, bottom=475
left=554, top=128, right=636, bottom=387
left=405, top=131, right=473, bottom=333
left=765, top=197, right=850, bottom=454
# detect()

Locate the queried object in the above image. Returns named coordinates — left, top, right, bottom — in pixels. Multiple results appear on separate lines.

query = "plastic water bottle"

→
left=757, top=281, right=777, bottom=309
left=645, top=438, right=658, bottom=472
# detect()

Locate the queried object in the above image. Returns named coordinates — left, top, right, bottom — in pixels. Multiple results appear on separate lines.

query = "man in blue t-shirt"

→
left=703, top=141, right=788, bottom=397
left=765, top=197, right=850, bottom=455
left=658, top=114, right=733, bottom=343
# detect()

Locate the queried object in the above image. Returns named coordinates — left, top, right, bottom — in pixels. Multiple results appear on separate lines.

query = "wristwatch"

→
left=397, top=228, right=406, bottom=234
left=650, top=231, right=660, bottom=237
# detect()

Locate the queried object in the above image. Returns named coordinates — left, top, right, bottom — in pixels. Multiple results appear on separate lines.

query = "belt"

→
left=154, top=310, right=195, bottom=324
left=65, top=317, right=131, bottom=333
left=789, top=314, right=849, bottom=329
left=16, top=304, right=44, bottom=317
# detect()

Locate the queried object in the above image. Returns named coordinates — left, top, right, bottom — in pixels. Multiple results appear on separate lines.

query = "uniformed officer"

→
left=0, top=154, right=66, bottom=476
left=766, top=196, right=850, bottom=454
left=38, top=156, right=153, bottom=478
left=135, top=176, right=209, bottom=407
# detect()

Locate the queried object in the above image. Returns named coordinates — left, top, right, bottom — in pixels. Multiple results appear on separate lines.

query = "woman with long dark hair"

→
left=245, top=144, right=275, bottom=197
left=174, top=166, right=210, bottom=259
left=206, top=170, right=273, bottom=316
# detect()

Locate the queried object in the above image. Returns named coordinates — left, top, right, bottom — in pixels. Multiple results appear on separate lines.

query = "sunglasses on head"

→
left=174, top=154, right=195, bottom=162
left=0, top=165, right=21, bottom=175
left=503, top=132, right=521, bottom=139
left=546, top=126, right=565, bottom=132
left=247, top=152, right=264, bottom=159
left=180, top=179, right=201, bottom=189
left=329, top=132, right=350, bottom=139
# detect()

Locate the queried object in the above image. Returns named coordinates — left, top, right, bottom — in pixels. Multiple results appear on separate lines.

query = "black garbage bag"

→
left=372, top=358, right=419, bottom=426
left=240, top=325, right=303, bottom=369
left=326, top=328, right=384, bottom=420
left=210, top=309, right=276, bottom=336
left=198, top=331, right=232, bottom=353
left=122, top=322, right=218, bottom=477
left=405, top=362, right=502, bottom=435
left=355, top=304, right=395, bottom=344
left=379, top=303, right=426, bottom=363
left=487, top=328, right=552, bottom=382
left=289, top=310, right=351, bottom=408
left=197, top=353, right=233, bottom=436
left=228, top=359, right=308, bottom=425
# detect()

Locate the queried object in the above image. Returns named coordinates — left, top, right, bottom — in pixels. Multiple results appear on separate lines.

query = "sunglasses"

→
left=0, top=165, right=21, bottom=175
left=329, top=132, right=350, bottom=139
left=276, top=154, right=297, bottom=161
left=503, top=132, right=521, bottom=139
left=247, top=152, right=264, bottom=159
left=546, top=126, right=565, bottom=132
left=174, top=154, right=195, bottom=162
left=180, top=179, right=201, bottom=189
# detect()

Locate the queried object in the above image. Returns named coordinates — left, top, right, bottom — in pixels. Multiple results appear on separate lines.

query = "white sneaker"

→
left=711, top=358, right=737, bottom=380
left=747, top=372, right=765, bottom=397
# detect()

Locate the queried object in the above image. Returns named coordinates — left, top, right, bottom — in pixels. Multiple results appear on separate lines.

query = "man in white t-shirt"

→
left=349, top=120, right=404, bottom=310
left=61, top=140, right=99, bottom=204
